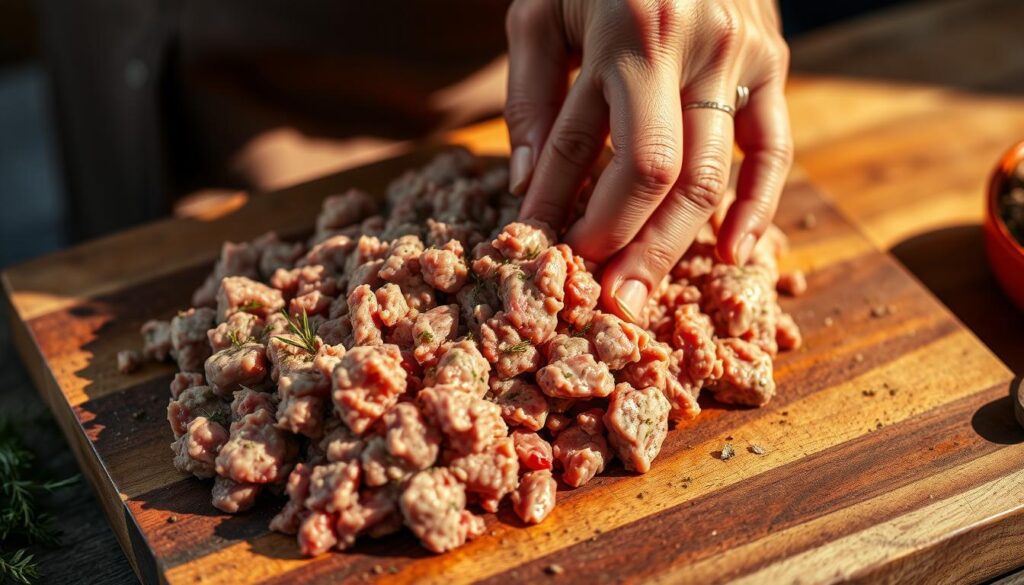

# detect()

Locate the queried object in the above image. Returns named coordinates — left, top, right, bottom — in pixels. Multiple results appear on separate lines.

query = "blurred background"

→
left=0, top=0, right=913, bottom=269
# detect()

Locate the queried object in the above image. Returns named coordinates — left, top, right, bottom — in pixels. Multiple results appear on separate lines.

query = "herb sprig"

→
left=274, top=308, right=319, bottom=356
left=0, top=419, right=79, bottom=584
left=500, top=340, right=531, bottom=354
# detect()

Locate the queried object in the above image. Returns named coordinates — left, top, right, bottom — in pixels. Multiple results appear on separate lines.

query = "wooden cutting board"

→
left=3, top=148, right=1021, bottom=585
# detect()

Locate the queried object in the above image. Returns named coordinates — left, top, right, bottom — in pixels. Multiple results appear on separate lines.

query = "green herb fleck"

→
left=417, top=330, right=434, bottom=344
left=500, top=340, right=531, bottom=354
left=226, top=330, right=254, bottom=349
left=273, top=308, right=319, bottom=356
left=524, top=246, right=541, bottom=261
left=570, top=322, right=594, bottom=338
left=237, top=300, right=264, bottom=314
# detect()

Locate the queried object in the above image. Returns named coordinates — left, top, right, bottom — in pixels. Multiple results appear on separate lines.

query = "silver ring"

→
left=682, top=100, right=735, bottom=116
left=736, top=85, right=751, bottom=110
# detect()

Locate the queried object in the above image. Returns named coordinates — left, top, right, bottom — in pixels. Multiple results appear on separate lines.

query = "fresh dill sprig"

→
left=274, top=308, right=319, bottom=355
left=226, top=330, right=253, bottom=349
left=500, top=340, right=531, bottom=354
left=0, top=549, right=40, bottom=584
left=570, top=322, right=594, bottom=338
left=237, top=300, right=264, bottom=314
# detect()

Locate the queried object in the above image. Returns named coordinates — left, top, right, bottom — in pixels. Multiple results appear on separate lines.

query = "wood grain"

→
left=2, top=144, right=1017, bottom=584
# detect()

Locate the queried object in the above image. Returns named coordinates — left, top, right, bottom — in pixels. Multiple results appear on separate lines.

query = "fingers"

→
left=601, top=100, right=735, bottom=323
left=505, top=0, right=570, bottom=195
left=562, top=67, right=684, bottom=263
left=715, top=81, right=793, bottom=265
left=517, top=74, right=609, bottom=231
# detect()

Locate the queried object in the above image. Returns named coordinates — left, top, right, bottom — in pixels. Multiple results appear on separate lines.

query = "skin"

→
left=505, top=0, right=793, bottom=323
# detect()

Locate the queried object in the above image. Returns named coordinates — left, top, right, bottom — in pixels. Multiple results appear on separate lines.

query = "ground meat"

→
left=511, top=470, right=556, bottom=525
left=479, top=313, right=542, bottom=379
left=497, top=262, right=560, bottom=345
left=421, top=241, right=469, bottom=293
left=300, top=235, right=354, bottom=274
left=492, top=221, right=555, bottom=261
left=205, top=344, right=269, bottom=398
left=230, top=387, right=277, bottom=419
left=399, top=468, right=486, bottom=554
left=192, top=240, right=262, bottom=308
left=271, top=264, right=339, bottom=299
left=211, top=476, right=261, bottom=513
left=170, top=372, right=205, bottom=399
left=269, top=463, right=311, bottom=535
left=426, top=340, right=490, bottom=397
left=208, top=312, right=266, bottom=352
left=317, top=419, right=365, bottom=464
left=449, top=437, right=519, bottom=512
left=216, top=276, right=286, bottom=322
left=375, top=283, right=410, bottom=327
left=544, top=334, right=593, bottom=363
left=331, top=344, right=407, bottom=435
left=587, top=312, right=649, bottom=371
left=488, top=377, right=549, bottom=431
left=511, top=430, right=553, bottom=471
left=412, top=305, right=459, bottom=366
left=672, top=303, right=723, bottom=392
left=363, top=403, right=440, bottom=486
left=618, top=339, right=673, bottom=396
left=116, top=350, right=143, bottom=374
left=171, top=416, right=229, bottom=478
left=665, top=350, right=702, bottom=421
left=298, top=511, right=337, bottom=556
left=712, top=338, right=776, bottom=407
left=141, top=319, right=172, bottom=361
left=702, top=264, right=776, bottom=339
left=289, top=291, right=334, bottom=318
left=304, top=460, right=361, bottom=513
left=167, top=385, right=228, bottom=438
left=604, top=383, right=670, bottom=473
left=776, top=312, right=802, bottom=351
left=348, top=284, right=383, bottom=346
left=545, top=413, right=572, bottom=436
left=552, top=423, right=610, bottom=488
left=418, top=386, right=507, bottom=455
left=215, top=409, right=297, bottom=484
left=315, top=189, right=378, bottom=234
left=276, top=394, right=326, bottom=438
left=777, top=270, right=807, bottom=297
left=536, top=353, right=615, bottom=399
left=255, top=232, right=305, bottom=280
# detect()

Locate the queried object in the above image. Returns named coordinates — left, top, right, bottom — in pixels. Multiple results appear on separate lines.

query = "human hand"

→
left=505, top=0, right=793, bottom=323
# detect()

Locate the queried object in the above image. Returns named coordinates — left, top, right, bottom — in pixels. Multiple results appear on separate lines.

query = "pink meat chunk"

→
left=665, top=350, right=702, bottom=421
left=290, top=291, right=334, bottom=318
left=479, top=314, right=542, bottom=379
left=421, top=242, right=469, bottom=293
left=170, top=372, right=205, bottom=399
left=702, top=264, right=776, bottom=339
left=216, top=276, right=286, bottom=322
left=418, top=386, right=507, bottom=455
left=167, top=385, right=228, bottom=438
left=425, top=340, right=490, bottom=397
left=712, top=338, right=776, bottom=407
left=488, top=378, right=549, bottom=432
left=211, top=476, right=261, bottom=513
left=776, top=312, right=802, bottom=351
left=171, top=416, right=229, bottom=478
left=205, top=344, right=269, bottom=397
left=777, top=270, right=807, bottom=297
left=511, top=430, right=553, bottom=471
left=300, top=235, right=354, bottom=274
left=511, top=470, right=557, bottom=525
left=377, top=235, right=424, bottom=284
left=543, top=333, right=593, bottom=363
left=331, top=344, right=408, bottom=435
left=298, top=511, right=337, bottom=556
left=304, top=460, right=361, bottom=513
left=492, top=221, right=555, bottom=262
left=552, top=424, right=610, bottom=488
left=169, top=307, right=216, bottom=370
left=192, top=240, right=261, bottom=308
left=317, top=418, right=365, bottom=464
left=208, top=311, right=265, bottom=352
left=271, top=264, right=339, bottom=299
left=449, top=437, right=519, bottom=513
left=672, top=303, right=723, bottom=387
left=399, top=468, right=486, bottom=554
left=230, top=387, right=277, bottom=420
left=412, top=305, right=459, bottom=366
left=497, top=262, right=560, bottom=345
left=361, top=403, right=441, bottom=486
left=215, top=409, right=297, bottom=484
left=618, top=339, right=673, bottom=395
left=604, top=383, right=671, bottom=473
left=141, top=319, right=173, bottom=361
left=270, top=463, right=312, bottom=535
left=315, top=189, right=378, bottom=234
left=375, top=283, right=410, bottom=327
left=587, top=312, right=650, bottom=371
left=117, top=350, right=143, bottom=374
left=536, top=353, right=615, bottom=399
left=348, top=284, right=384, bottom=346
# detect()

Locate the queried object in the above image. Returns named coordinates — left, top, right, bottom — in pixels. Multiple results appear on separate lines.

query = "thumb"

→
left=505, top=0, right=569, bottom=195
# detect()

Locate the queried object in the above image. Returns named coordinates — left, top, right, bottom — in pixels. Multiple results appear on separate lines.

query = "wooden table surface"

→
left=4, top=0, right=1023, bottom=582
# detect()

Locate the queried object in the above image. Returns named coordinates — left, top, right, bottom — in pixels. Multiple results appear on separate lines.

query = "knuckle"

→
left=637, top=242, right=679, bottom=276
left=503, top=98, right=543, bottom=129
left=708, top=4, right=745, bottom=58
left=762, top=139, right=795, bottom=167
left=681, top=162, right=728, bottom=213
left=627, top=139, right=681, bottom=195
left=549, top=126, right=602, bottom=168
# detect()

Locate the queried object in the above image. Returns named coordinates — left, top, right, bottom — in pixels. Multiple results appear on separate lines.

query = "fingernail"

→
left=736, top=233, right=757, bottom=265
left=614, top=279, right=648, bottom=324
left=510, top=146, right=533, bottom=195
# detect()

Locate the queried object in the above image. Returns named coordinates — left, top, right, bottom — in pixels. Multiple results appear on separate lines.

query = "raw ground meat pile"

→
left=125, top=149, right=804, bottom=555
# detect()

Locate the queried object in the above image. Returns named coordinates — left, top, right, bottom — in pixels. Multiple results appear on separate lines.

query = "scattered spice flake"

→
left=544, top=564, right=565, bottom=576
left=853, top=353, right=865, bottom=363
left=870, top=305, right=894, bottom=318
left=862, top=389, right=876, bottom=397
left=799, top=213, right=818, bottom=230
left=719, top=443, right=735, bottom=460
left=636, top=492, right=645, bottom=500
left=889, top=388, right=898, bottom=396
left=167, top=515, right=178, bottom=523
left=823, top=316, right=835, bottom=327
left=749, top=445, right=766, bottom=455
left=781, top=411, right=789, bottom=417
left=725, top=435, right=734, bottom=441
left=371, top=565, right=384, bottom=575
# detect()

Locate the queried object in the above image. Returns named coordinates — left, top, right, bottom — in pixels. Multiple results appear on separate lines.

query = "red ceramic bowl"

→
left=984, top=140, right=1024, bottom=312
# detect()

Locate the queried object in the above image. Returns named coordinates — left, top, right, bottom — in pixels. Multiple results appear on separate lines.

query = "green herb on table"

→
left=0, top=419, right=79, bottom=584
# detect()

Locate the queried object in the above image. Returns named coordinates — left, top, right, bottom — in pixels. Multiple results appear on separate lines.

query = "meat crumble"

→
left=132, top=149, right=802, bottom=555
